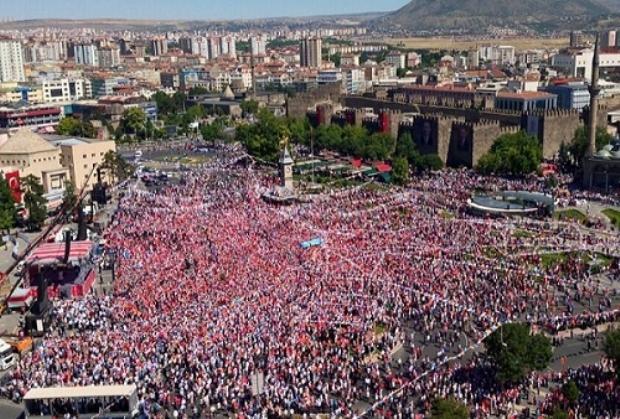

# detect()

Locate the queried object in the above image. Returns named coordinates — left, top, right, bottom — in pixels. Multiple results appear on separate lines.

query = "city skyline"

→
left=1, top=0, right=406, bottom=20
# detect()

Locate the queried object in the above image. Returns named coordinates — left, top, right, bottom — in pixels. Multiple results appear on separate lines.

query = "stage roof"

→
left=26, top=241, right=94, bottom=264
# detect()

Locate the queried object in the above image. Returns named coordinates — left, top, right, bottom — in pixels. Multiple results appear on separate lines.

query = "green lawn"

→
left=540, top=251, right=614, bottom=271
left=554, top=209, right=588, bottom=224
left=440, top=210, right=455, bottom=220
left=602, top=208, right=620, bottom=229
left=514, top=229, right=533, bottom=239
left=540, top=252, right=569, bottom=269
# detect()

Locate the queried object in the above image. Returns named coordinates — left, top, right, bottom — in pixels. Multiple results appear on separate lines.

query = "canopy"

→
left=26, top=241, right=94, bottom=265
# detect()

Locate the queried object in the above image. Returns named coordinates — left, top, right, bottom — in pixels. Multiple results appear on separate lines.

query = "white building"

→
left=384, top=51, right=406, bottom=69
left=220, top=36, right=236, bottom=58
left=74, top=44, right=99, bottom=67
left=552, top=48, right=620, bottom=81
left=42, top=79, right=88, bottom=103
left=251, top=36, right=266, bottom=56
left=317, top=69, right=342, bottom=86
left=0, top=40, right=25, bottom=82
left=342, top=67, right=365, bottom=94
left=478, top=45, right=516, bottom=66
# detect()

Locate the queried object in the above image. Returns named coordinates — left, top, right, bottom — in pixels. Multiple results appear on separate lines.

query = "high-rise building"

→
left=73, top=44, right=99, bottom=67
left=208, top=37, right=220, bottom=60
left=570, top=31, right=584, bottom=48
left=98, top=46, right=120, bottom=68
left=467, top=49, right=480, bottom=69
left=0, top=40, right=25, bottom=82
left=179, top=37, right=194, bottom=54
left=300, top=37, right=322, bottom=68
left=149, top=38, right=168, bottom=56
left=602, top=30, right=617, bottom=48
left=250, top=36, right=266, bottom=56
left=220, top=36, right=236, bottom=58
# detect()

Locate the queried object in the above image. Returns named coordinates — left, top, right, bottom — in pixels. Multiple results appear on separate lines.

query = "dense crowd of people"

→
left=2, top=157, right=619, bottom=417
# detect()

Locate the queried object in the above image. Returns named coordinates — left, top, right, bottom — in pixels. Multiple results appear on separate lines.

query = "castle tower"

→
left=279, top=145, right=294, bottom=190
left=588, top=33, right=601, bottom=157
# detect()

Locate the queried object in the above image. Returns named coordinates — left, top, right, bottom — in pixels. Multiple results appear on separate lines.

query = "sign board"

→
left=250, top=372, right=265, bottom=396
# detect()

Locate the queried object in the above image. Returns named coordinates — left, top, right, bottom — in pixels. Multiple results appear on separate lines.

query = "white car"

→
left=0, top=339, right=16, bottom=370
left=14, top=260, right=26, bottom=277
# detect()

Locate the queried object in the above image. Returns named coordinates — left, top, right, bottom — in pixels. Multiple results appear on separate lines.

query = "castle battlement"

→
left=524, top=108, right=579, bottom=118
left=452, top=119, right=500, bottom=130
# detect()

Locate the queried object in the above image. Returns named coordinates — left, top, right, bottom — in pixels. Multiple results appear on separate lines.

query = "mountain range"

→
left=373, top=0, right=620, bottom=33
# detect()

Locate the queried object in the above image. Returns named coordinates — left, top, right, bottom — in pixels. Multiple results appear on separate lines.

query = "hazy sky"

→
left=2, top=0, right=407, bottom=20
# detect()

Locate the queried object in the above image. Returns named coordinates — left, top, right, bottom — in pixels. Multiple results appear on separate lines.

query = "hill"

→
left=373, top=0, right=619, bottom=33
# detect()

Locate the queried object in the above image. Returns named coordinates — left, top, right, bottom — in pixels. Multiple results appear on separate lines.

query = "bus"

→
left=23, top=385, right=138, bottom=419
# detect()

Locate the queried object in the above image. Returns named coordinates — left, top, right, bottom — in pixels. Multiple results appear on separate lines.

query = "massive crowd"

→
left=3, top=159, right=619, bottom=417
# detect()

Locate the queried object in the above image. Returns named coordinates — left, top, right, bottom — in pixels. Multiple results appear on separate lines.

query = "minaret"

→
left=587, top=33, right=601, bottom=157
left=279, top=145, right=294, bottom=190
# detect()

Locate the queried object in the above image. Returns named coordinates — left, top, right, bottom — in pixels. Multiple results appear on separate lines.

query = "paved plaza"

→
left=0, top=146, right=618, bottom=418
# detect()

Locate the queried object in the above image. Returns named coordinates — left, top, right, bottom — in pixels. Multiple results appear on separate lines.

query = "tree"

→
left=477, top=131, right=542, bottom=176
left=172, top=92, right=187, bottom=114
left=101, top=151, right=132, bottom=185
left=57, top=117, right=96, bottom=138
left=568, top=126, right=613, bottom=168
left=188, top=86, right=209, bottom=96
left=153, top=91, right=176, bottom=116
left=396, top=67, right=411, bottom=78
left=364, top=133, right=395, bottom=161
left=287, top=118, right=311, bottom=147
left=236, top=109, right=290, bottom=163
left=392, top=157, right=410, bottom=186
left=561, top=380, right=580, bottom=407
left=62, top=180, right=77, bottom=215
left=0, top=177, right=16, bottom=233
left=551, top=409, right=570, bottom=419
left=603, top=327, right=620, bottom=380
left=240, top=100, right=259, bottom=117
left=485, top=323, right=552, bottom=384
left=315, top=124, right=344, bottom=152
left=430, top=397, right=469, bottom=419
left=201, top=120, right=224, bottom=145
left=395, top=132, right=418, bottom=163
left=120, top=108, right=147, bottom=140
left=416, top=154, right=444, bottom=172
left=21, top=175, right=47, bottom=231
left=329, top=52, right=342, bottom=67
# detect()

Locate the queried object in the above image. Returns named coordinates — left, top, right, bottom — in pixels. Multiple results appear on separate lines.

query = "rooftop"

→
left=0, top=129, right=57, bottom=155
left=24, top=384, right=136, bottom=400
left=496, top=91, right=556, bottom=100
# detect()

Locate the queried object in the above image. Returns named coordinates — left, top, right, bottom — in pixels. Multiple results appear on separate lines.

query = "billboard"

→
left=414, top=118, right=438, bottom=153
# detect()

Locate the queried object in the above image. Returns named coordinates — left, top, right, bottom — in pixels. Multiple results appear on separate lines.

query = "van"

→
left=0, top=339, right=17, bottom=370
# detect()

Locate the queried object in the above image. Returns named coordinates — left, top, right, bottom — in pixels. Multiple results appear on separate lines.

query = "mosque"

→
left=582, top=34, right=620, bottom=192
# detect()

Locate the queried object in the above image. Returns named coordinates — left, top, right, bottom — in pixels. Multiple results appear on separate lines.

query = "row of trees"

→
left=236, top=110, right=445, bottom=186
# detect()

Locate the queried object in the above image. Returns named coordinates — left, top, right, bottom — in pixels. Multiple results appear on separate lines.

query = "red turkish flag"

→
left=5, top=170, right=22, bottom=203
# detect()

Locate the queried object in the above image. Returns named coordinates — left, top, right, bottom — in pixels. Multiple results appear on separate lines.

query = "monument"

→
left=262, top=137, right=297, bottom=204
left=279, top=144, right=294, bottom=190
